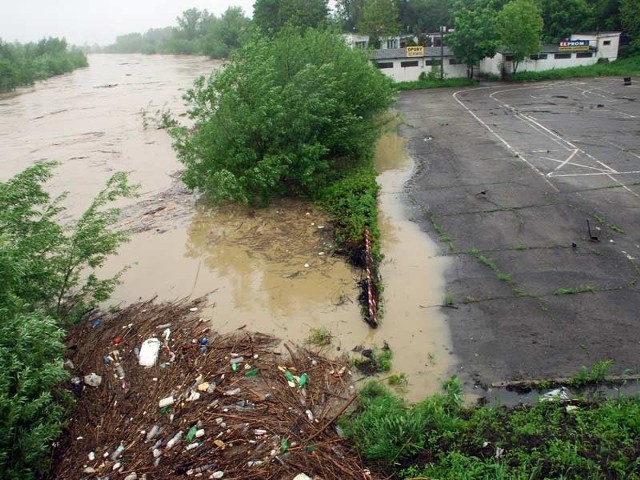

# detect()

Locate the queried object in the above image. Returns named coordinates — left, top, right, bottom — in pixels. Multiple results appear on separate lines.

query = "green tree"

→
left=0, top=162, right=138, bottom=320
left=171, top=28, right=394, bottom=206
left=0, top=163, right=137, bottom=478
left=201, top=7, right=251, bottom=58
left=335, top=0, right=366, bottom=32
left=498, top=0, right=543, bottom=73
left=620, top=0, right=639, bottom=40
left=585, top=0, right=621, bottom=31
left=448, top=0, right=500, bottom=77
left=358, top=0, right=401, bottom=48
left=537, top=0, right=593, bottom=43
left=397, top=0, right=454, bottom=35
left=0, top=309, right=72, bottom=479
left=253, top=0, right=329, bottom=34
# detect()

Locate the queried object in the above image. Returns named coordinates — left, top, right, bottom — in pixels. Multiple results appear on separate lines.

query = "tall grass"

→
left=511, top=56, right=640, bottom=82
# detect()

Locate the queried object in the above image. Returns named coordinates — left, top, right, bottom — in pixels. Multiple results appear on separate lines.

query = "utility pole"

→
left=440, top=26, right=445, bottom=80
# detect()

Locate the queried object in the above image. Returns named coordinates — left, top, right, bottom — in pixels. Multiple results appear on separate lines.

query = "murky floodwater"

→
left=0, top=54, right=455, bottom=402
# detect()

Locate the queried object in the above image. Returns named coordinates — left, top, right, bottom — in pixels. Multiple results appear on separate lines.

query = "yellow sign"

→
left=406, top=46, right=424, bottom=57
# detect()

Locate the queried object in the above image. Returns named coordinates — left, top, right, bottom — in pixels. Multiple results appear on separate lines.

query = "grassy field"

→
left=394, top=55, right=640, bottom=90
left=344, top=378, right=640, bottom=480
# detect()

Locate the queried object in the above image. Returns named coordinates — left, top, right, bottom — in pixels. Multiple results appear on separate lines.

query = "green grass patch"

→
left=569, top=360, right=613, bottom=388
left=304, top=327, right=332, bottom=346
left=466, top=247, right=517, bottom=286
left=353, top=346, right=393, bottom=374
left=344, top=375, right=640, bottom=479
left=554, top=285, right=598, bottom=295
left=510, top=56, right=640, bottom=82
left=395, top=77, right=477, bottom=91
left=388, top=373, right=408, bottom=386
left=443, top=293, right=455, bottom=306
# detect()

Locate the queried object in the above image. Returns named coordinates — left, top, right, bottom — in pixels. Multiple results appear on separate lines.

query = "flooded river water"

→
left=0, top=54, right=455, bottom=402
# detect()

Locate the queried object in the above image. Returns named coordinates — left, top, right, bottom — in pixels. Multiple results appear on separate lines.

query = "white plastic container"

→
left=139, top=338, right=162, bottom=367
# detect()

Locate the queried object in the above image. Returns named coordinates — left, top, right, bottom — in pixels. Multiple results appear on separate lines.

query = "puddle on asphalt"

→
left=372, top=131, right=456, bottom=402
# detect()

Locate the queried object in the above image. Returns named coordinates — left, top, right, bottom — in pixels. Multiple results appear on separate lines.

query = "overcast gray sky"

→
left=0, top=0, right=260, bottom=46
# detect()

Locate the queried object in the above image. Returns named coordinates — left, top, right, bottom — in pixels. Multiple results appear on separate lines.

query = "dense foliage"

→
left=0, top=37, right=87, bottom=93
left=345, top=380, right=640, bottom=479
left=171, top=28, right=394, bottom=206
left=253, top=0, right=329, bottom=34
left=358, top=0, right=401, bottom=48
left=0, top=163, right=136, bottom=478
left=105, top=7, right=251, bottom=58
left=498, top=0, right=544, bottom=73
left=447, top=0, right=500, bottom=77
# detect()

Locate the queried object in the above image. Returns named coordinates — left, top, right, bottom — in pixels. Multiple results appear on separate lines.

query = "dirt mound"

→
left=53, top=300, right=374, bottom=480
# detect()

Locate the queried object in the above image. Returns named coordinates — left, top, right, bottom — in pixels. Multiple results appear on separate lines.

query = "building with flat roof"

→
left=364, top=32, right=621, bottom=82
left=370, top=46, right=466, bottom=82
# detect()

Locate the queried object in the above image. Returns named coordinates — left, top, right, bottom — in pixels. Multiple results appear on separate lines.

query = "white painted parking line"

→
left=453, top=83, right=640, bottom=198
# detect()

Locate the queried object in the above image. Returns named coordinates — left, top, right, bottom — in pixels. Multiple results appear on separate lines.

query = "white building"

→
left=370, top=46, right=467, bottom=82
left=367, top=32, right=621, bottom=82
left=481, top=32, right=621, bottom=76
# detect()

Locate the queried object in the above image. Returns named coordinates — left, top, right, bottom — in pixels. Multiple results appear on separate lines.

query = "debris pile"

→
left=54, top=299, right=374, bottom=480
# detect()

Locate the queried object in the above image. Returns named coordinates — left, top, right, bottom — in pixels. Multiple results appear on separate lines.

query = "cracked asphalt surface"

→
left=398, top=78, right=640, bottom=387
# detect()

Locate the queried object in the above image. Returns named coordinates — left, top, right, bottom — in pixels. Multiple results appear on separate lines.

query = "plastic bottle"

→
left=110, top=444, right=125, bottom=461
left=115, top=365, right=125, bottom=379
left=186, top=425, right=197, bottom=442
left=145, top=425, right=161, bottom=442
left=166, top=431, right=183, bottom=450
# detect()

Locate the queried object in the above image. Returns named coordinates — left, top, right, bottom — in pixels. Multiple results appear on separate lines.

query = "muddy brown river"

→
left=0, top=54, right=455, bottom=402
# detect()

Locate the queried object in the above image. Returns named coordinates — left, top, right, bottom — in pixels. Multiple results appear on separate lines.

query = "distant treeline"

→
left=101, top=7, right=250, bottom=58
left=0, top=37, right=88, bottom=93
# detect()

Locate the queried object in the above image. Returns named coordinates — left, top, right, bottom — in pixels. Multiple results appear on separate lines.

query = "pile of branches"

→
left=52, top=299, right=376, bottom=480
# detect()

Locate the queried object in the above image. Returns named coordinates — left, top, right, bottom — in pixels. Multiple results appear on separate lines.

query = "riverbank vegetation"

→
left=170, top=28, right=393, bottom=262
left=104, top=7, right=250, bottom=57
left=344, top=379, right=640, bottom=479
left=0, top=37, right=87, bottom=92
left=0, top=163, right=136, bottom=478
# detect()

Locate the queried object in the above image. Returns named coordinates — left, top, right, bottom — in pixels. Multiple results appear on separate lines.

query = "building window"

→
left=505, top=55, right=514, bottom=62
left=576, top=52, right=593, bottom=58
left=530, top=53, right=548, bottom=60
left=355, top=41, right=366, bottom=49
left=401, top=60, right=419, bottom=67
left=603, top=40, right=611, bottom=45
left=449, top=58, right=462, bottom=65
left=376, top=62, right=394, bottom=69
left=424, top=59, right=438, bottom=66
left=554, top=53, right=572, bottom=59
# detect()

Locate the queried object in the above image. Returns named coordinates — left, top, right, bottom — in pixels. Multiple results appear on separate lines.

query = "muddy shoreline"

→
left=399, top=79, right=640, bottom=390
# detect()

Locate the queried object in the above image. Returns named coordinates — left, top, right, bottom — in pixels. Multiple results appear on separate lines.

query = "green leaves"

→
left=498, top=0, right=544, bottom=72
left=172, top=28, right=394, bottom=206
left=0, top=162, right=138, bottom=322
left=448, top=1, right=500, bottom=77
left=0, top=163, right=138, bottom=477
left=0, top=310, right=72, bottom=479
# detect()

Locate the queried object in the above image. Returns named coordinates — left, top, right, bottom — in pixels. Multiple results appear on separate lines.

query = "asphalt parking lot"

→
left=398, top=78, right=640, bottom=387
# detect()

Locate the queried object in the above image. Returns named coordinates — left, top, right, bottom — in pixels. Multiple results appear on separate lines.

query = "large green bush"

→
left=171, top=28, right=394, bottom=206
left=0, top=162, right=137, bottom=478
